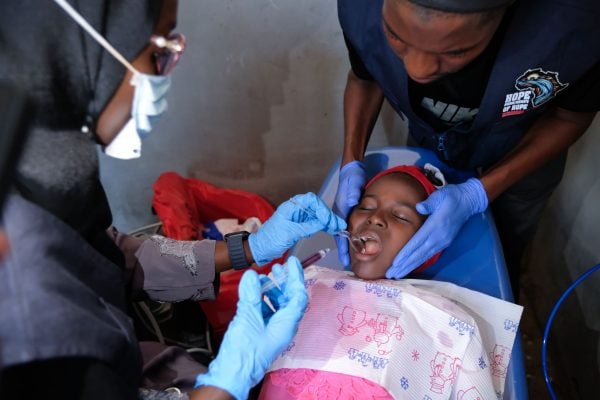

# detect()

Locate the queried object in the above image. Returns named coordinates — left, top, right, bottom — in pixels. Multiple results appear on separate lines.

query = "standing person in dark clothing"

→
left=334, top=0, right=600, bottom=298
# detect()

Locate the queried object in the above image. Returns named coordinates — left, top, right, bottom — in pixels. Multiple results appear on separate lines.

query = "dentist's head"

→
left=49, top=0, right=185, bottom=160
left=1, top=0, right=181, bottom=237
left=94, top=0, right=185, bottom=159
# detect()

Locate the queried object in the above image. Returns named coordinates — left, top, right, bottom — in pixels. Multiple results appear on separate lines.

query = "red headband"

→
left=365, top=165, right=436, bottom=195
left=364, top=165, right=441, bottom=273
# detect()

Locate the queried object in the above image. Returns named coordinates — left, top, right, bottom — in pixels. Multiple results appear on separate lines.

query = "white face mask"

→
left=104, top=73, right=172, bottom=159
left=54, top=0, right=181, bottom=160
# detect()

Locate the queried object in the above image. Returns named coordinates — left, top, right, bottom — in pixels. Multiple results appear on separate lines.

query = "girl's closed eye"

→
left=392, top=212, right=411, bottom=223
left=356, top=198, right=377, bottom=211
left=391, top=205, right=421, bottom=224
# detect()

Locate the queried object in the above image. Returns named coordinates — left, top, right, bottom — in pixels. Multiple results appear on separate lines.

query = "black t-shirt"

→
left=344, top=9, right=600, bottom=133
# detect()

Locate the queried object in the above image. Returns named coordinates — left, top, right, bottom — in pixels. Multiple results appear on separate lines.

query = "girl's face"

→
left=348, top=173, right=427, bottom=280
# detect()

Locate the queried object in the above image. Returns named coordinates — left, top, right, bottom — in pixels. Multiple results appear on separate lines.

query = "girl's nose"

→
left=367, top=211, right=387, bottom=228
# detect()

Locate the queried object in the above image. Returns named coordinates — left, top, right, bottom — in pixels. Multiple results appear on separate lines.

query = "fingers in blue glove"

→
left=386, top=218, right=440, bottom=278
left=237, top=269, right=263, bottom=308
left=286, top=192, right=347, bottom=235
left=266, top=256, right=308, bottom=329
left=260, top=257, right=309, bottom=323
left=259, top=274, right=278, bottom=321
left=335, top=235, right=350, bottom=269
left=249, top=192, right=346, bottom=266
left=333, top=160, right=367, bottom=219
left=416, top=190, right=444, bottom=216
left=195, top=261, right=307, bottom=400
left=194, top=269, right=266, bottom=400
left=386, top=178, right=488, bottom=279
left=262, top=263, right=287, bottom=310
left=387, top=192, right=457, bottom=278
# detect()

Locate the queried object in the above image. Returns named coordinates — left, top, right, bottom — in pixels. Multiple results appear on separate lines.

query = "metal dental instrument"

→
left=335, top=229, right=366, bottom=254
left=288, top=198, right=366, bottom=253
left=261, top=248, right=330, bottom=293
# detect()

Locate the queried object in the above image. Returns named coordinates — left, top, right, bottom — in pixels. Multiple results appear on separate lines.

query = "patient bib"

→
left=267, top=266, right=523, bottom=399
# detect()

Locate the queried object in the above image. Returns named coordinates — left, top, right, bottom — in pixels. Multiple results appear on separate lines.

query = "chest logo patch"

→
left=501, top=68, right=569, bottom=117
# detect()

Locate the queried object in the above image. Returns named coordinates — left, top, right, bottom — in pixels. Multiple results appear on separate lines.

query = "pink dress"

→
left=258, top=368, right=393, bottom=400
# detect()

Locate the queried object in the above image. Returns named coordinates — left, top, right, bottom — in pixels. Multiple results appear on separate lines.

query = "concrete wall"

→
left=100, top=0, right=404, bottom=232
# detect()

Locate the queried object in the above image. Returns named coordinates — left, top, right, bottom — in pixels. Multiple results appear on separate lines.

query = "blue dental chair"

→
left=291, top=146, right=528, bottom=400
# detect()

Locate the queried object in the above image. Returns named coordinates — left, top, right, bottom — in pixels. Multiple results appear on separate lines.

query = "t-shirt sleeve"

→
left=556, top=62, right=600, bottom=112
left=343, top=32, right=374, bottom=81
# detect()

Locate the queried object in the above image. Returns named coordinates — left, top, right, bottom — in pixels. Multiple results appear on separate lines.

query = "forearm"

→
left=0, top=231, right=8, bottom=260
left=480, top=108, right=596, bottom=201
left=213, top=240, right=254, bottom=272
left=342, top=70, right=384, bottom=165
left=189, top=386, right=234, bottom=400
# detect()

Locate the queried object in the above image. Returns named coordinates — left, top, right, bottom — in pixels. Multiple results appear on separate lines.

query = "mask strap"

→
left=53, top=0, right=140, bottom=75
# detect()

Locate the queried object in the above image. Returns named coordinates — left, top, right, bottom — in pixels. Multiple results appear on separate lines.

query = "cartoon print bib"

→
left=268, top=266, right=523, bottom=399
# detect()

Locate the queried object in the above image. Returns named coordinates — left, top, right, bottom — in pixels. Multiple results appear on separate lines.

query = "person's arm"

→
left=248, top=192, right=346, bottom=266
left=189, top=386, right=233, bottom=400
left=193, top=257, right=309, bottom=400
left=341, top=69, right=385, bottom=166
left=386, top=107, right=596, bottom=278
left=218, top=191, right=346, bottom=270
left=128, top=193, right=344, bottom=302
left=480, top=107, right=596, bottom=200
left=333, top=70, right=384, bottom=267
left=0, top=231, right=8, bottom=260
left=213, top=240, right=253, bottom=273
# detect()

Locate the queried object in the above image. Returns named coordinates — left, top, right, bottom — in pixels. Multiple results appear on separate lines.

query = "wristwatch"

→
left=224, top=231, right=251, bottom=270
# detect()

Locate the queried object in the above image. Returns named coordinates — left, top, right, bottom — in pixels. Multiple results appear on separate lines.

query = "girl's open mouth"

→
left=352, top=230, right=382, bottom=258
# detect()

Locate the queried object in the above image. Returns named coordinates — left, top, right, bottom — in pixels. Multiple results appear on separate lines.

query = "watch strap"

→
left=225, top=231, right=250, bottom=270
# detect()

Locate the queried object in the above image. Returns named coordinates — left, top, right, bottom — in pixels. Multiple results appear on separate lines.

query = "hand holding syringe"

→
left=261, top=248, right=330, bottom=292
left=288, top=198, right=366, bottom=254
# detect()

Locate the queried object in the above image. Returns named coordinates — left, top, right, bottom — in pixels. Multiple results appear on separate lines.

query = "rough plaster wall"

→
left=100, top=0, right=405, bottom=232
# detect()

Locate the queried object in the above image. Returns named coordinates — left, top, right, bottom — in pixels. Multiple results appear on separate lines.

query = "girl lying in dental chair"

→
left=258, top=165, right=523, bottom=400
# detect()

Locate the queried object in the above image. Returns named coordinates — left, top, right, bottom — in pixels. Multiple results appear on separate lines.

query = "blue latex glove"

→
left=249, top=192, right=346, bottom=266
left=333, top=161, right=367, bottom=267
left=260, top=262, right=293, bottom=319
left=195, top=257, right=308, bottom=400
left=386, top=178, right=488, bottom=279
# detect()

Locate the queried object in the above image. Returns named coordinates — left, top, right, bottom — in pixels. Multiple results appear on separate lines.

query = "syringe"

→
left=261, top=248, right=330, bottom=293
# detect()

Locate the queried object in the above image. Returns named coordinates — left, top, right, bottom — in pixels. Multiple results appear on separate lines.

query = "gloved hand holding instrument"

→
left=194, top=256, right=308, bottom=400
left=249, top=192, right=346, bottom=266
left=385, top=178, right=489, bottom=279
